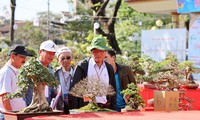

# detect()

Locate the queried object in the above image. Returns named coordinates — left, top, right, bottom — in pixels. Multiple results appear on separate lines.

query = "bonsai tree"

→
left=137, top=53, right=188, bottom=90
left=69, top=76, right=115, bottom=112
left=6, top=58, right=59, bottom=113
left=121, top=83, right=145, bottom=110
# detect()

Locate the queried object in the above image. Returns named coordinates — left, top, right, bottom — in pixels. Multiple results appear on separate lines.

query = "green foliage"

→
left=0, top=48, right=9, bottom=68
left=6, top=58, right=59, bottom=99
left=61, top=2, right=93, bottom=49
left=116, top=55, right=145, bottom=83
left=17, top=22, right=45, bottom=51
left=79, top=103, right=113, bottom=112
left=26, top=47, right=38, bottom=57
left=149, top=53, right=178, bottom=75
left=76, top=1, right=93, bottom=15
left=115, top=0, right=171, bottom=56
left=121, top=83, right=145, bottom=110
left=178, top=61, right=195, bottom=71
left=51, top=58, right=60, bottom=69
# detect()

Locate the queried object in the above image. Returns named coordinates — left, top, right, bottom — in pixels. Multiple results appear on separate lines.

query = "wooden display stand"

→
left=3, top=110, right=63, bottom=120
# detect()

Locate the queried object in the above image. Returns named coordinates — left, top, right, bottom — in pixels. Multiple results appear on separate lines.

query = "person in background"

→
left=105, top=49, right=136, bottom=112
left=70, top=36, right=116, bottom=110
left=0, top=45, right=33, bottom=119
left=24, top=40, right=57, bottom=106
left=52, top=47, right=74, bottom=112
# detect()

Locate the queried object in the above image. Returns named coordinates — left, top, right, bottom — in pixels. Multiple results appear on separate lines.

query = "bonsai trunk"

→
left=91, top=97, right=96, bottom=104
left=19, top=83, right=52, bottom=113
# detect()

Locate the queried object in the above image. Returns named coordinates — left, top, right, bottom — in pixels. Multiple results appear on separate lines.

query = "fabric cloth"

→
left=0, top=63, right=26, bottom=111
left=70, top=57, right=116, bottom=110
left=53, top=66, right=74, bottom=110
left=87, top=58, right=109, bottom=104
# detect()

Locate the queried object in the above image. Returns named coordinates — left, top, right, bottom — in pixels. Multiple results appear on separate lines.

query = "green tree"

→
left=88, top=0, right=122, bottom=54
left=115, top=0, right=171, bottom=56
left=16, top=22, right=46, bottom=51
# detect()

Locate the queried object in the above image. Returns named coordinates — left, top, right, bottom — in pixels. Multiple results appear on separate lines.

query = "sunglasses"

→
left=61, top=56, right=71, bottom=61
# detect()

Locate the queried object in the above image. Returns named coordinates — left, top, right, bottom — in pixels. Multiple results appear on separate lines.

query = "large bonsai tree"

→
left=7, top=58, right=59, bottom=113
left=69, top=76, right=115, bottom=112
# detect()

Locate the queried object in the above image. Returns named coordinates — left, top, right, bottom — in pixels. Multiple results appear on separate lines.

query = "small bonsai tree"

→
left=69, top=76, right=115, bottom=112
left=6, top=58, right=59, bottom=113
left=121, top=83, right=145, bottom=110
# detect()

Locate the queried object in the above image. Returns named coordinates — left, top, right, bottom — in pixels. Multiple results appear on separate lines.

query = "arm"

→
left=0, top=93, right=12, bottom=111
left=126, top=66, right=136, bottom=84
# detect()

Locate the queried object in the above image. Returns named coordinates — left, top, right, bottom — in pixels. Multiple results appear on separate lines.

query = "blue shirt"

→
left=115, top=73, right=125, bottom=110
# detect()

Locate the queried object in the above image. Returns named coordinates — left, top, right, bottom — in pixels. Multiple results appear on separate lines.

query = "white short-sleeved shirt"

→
left=0, top=62, right=26, bottom=111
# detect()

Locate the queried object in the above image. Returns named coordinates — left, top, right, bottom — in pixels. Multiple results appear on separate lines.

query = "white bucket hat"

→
left=56, top=47, right=71, bottom=58
left=40, top=40, right=56, bottom=52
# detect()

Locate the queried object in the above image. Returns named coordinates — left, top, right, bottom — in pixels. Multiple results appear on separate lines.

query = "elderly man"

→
left=0, top=45, right=33, bottom=119
left=105, top=49, right=136, bottom=112
left=70, top=36, right=116, bottom=110
left=24, top=40, right=57, bottom=106
left=52, top=47, right=74, bottom=112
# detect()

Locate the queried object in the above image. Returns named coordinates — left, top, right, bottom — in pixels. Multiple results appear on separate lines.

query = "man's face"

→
left=105, top=52, right=115, bottom=65
left=40, top=50, right=55, bottom=65
left=11, top=54, right=27, bottom=69
left=91, top=48, right=106, bottom=64
left=58, top=52, right=72, bottom=68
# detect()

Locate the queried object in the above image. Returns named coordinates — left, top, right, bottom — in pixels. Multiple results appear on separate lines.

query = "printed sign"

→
left=188, top=15, right=200, bottom=68
left=141, top=28, right=186, bottom=62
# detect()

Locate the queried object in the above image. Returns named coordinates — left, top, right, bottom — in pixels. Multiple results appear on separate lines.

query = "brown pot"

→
left=3, top=110, right=63, bottom=120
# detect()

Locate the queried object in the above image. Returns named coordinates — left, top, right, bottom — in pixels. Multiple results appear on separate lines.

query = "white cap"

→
left=56, top=47, right=71, bottom=58
left=40, top=40, right=56, bottom=52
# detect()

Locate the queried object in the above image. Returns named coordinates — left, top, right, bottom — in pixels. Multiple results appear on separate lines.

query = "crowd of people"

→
left=0, top=36, right=136, bottom=119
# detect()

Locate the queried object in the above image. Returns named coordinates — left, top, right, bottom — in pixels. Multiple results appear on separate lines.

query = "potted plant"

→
left=4, top=58, right=60, bottom=119
left=69, top=77, right=116, bottom=112
left=121, top=83, right=145, bottom=111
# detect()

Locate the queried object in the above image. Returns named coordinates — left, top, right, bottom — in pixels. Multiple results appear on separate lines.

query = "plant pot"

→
left=3, top=110, right=63, bottom=120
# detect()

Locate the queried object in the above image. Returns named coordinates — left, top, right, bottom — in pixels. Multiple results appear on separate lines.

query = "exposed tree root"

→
left=18, top=83, right=53, bottom=113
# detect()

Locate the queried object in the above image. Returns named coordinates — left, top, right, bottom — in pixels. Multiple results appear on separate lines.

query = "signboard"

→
left=141, top=28, right=186, bottom=62
left=188, top=14, right=200, bottom=68
left=188, top=14, right=200, bottom=85
left=177, top=0, right=200, bottom=13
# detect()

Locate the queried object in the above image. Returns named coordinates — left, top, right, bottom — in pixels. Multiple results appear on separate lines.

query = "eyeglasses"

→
left=61, top=56, right=71, bottom=61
